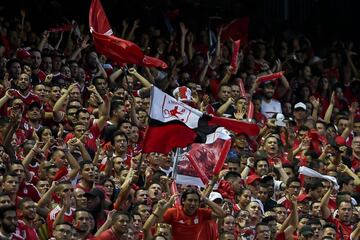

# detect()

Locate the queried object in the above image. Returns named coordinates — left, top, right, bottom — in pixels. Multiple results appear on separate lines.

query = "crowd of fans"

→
left=1, top=2, right=360, bottom=240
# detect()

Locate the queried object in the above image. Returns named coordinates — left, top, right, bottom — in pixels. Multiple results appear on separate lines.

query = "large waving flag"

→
left=89, top=0, right=168, bottom=69
left=142, top=86, right=259, bottom=153
left=221, top=17, right=249, bottom=44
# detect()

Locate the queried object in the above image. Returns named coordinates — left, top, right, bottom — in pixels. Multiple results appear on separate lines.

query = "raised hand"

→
left=349, top=101, right=359, bottom=114
left=133, top=19, right=140, bottom=29
left=57, top=123, right=64, bottom=138
left=87, top=85, right=97, bottom=93
left=330, top=91, right=336, bottom=105
left=179, top=22, right=188, bottom=35
left=128, top=68, right=137, bottom=75
left=81, top=35, right=90, bottom=49
left=122, top=20, right=128, bottom=29
left=273, top=157, right=283, bottom=169
left=44, top=74, right=53, bottom=84
left=5, top=89, right=16, bottom=99
left=309, top=96, right=320, bottom=109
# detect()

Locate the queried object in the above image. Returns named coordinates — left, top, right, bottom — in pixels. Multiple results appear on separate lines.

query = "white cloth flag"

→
left=149, top=86, right=203, bottom=129
left=299, top=166, right=339, bottom=190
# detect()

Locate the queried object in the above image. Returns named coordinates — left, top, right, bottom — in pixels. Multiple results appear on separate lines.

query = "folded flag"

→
left=89, top=0, right=167, bottom=69
left=142, top=86, right=259, bottom=153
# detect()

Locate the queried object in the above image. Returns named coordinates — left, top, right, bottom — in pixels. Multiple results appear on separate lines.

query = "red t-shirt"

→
left=96, top=228, right=118, bottom=240
left=328, top=217, right=353, bottom=240
left=17, top=181, right=41, bottom=202
left=275, top=232, right=286, bottom=240
left=352, top=154, right=360, bottom=170
left=163, top=207, right=213, bottom=240
left=13, top=90, right=41, bottom=106
left=16, top=220, right=39, bottom=240
left=47, top=205, right=75, bottom=236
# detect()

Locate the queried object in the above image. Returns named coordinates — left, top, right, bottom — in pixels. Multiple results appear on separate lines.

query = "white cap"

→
left=294, top=102, right=306, bottom=111
left=173, top=86, right=192, bottom=102
left=309, top=56, right=325, bottom=65
left=209, top=192, right=223, bottom=202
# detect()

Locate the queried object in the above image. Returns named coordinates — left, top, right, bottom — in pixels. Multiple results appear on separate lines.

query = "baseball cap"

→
left=173, top=86, right=192, bottom=102
left=299, top=225, right=314, bottom=236
left=209, top=192, right=223, bottom=202
left=28, top=101, right=41, bottom=110
left=294, top=102, right=306, bottom=111
left=246, top=175, right=261, bottom=185
left=16, top=48, right=31, bottom=59
left=260, top=175, right=274, bottom=184
left=84, top=188, right=105, bottom=200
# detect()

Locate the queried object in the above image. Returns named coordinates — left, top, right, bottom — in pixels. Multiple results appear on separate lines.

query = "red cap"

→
left=245, top=174, right=261, bottom=185
left=16, top=48, right=31, bottom=59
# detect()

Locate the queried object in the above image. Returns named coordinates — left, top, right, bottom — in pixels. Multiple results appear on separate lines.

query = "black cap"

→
left=6, top=58, right=22, bottom=70
left=28, top=101, right=41, bottom=110
left=84, top=188, right=105, bottom=200
left=299, top=225, right=314, bottom=236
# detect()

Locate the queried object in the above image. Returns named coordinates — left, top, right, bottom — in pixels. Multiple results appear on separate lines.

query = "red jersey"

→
left=13, top=90, right=40, bottom=106
left=163, top=207, right=213, bottom=240
left=47, top=205, right=75, bottom=236
left=17, top=181, right=41, bottom=202
left=36, top=70, right=47, bottom=82
left=328, top=217, right=353, bottom=240
left=352, top=154, right=360, bottom=170
left=96, top=228, right=118, bottom=240
left=16, top=220, right=39, bottom=240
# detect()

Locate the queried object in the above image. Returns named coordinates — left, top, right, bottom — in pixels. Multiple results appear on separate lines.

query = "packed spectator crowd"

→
left=1, top=2, right=360, bottom=240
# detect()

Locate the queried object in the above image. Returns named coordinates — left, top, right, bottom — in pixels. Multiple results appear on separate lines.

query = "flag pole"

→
left=172, top=147, right=181, bottom=180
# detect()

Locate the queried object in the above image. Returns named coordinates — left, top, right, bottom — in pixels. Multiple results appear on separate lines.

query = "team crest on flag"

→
left=150, top=86, right=202, bottom=129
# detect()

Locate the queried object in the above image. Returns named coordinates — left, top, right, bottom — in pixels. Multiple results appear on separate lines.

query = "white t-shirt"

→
left=261, top=99, right=282, bottom=119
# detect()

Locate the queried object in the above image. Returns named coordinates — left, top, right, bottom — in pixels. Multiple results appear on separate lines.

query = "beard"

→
left=264, top=92, right=273, bottom=100
left=3, top=222, right=16, bottom=234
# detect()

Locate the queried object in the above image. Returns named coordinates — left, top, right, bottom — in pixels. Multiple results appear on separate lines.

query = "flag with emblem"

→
left=142, top=86, right=259, bottom=153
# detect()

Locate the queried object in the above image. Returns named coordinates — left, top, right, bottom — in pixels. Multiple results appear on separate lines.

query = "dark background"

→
left=1, top=0, right=359, bottom=44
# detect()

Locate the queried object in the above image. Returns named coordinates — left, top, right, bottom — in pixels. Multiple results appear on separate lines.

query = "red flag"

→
left=89, top=0, right=167, bottom=68
left=89, top=0, right=113, bottom=35
left=92, top=31, right=144, bottom=65
left=213, top=139, right=232, bottom=175
left=175, top=130, right=231, bottom=187
left=239, top=79, right=246, bottom=97
left=222, top=17, right=249, bottom=43
left=230, top=40, right=241, bottom=74
left=257, top=71, right=284, bottom=84
left=187, top=154, right=209, bottom=185
left=247, top=101, right=254, bottom=120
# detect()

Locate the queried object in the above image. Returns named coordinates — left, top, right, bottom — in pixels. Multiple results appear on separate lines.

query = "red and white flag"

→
left=89, top=0, right=168, bottom=69
left=142, top=86, right=259, bottom=153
